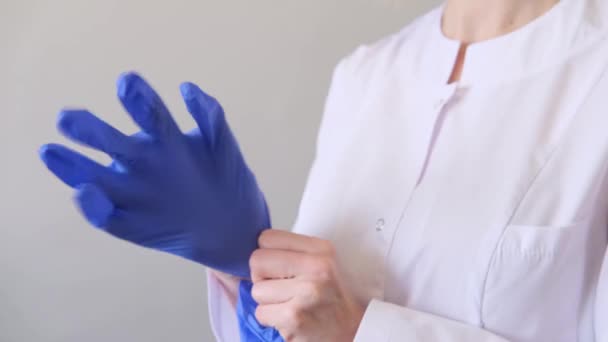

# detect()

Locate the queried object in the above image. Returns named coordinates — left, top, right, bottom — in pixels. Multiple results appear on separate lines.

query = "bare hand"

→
left=250, top=230, right=365, bottom=341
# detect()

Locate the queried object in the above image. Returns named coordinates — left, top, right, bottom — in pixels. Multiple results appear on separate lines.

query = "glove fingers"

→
left=179, top=82, right=226, bottom=148
left=57, top=109, right=138, bottom=163
left=39, top=143, right=113, bottom=188
left=74, top=183, right=115, bottom=228
left=116, top=72, right=181, bottom=140
left=74, top=184, right=137, bottom=239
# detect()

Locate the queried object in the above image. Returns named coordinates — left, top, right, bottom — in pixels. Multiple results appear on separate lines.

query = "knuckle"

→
left=254, top=306, right=265, bottom=323
left=307, top=256, right=324, bottom=271
left=320, top=240, right=336, bottom=256
left=251, top=284, right=262, bottom=302
left=310, top=256, right=333, bottom=280
left=281, top=305, right=307, bottom=339
left=249, top=249, right=264, bottom=274
left=257, top=229, right=274, bottom=246
left=285, top=305, right=302, bottom=324
left=303, top=281, right=323, bottom=302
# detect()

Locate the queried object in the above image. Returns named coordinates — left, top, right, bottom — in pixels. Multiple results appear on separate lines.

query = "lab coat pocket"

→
left=481, top=219, right=590, bottom=342
left=497, top=220, right=585, bottom=259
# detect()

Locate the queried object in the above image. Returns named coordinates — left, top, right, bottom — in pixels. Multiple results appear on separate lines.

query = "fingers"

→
left=57, top=109, right=138, bottom=163
left=253, top=280, right=326, bottom=337
left=250, top=249, right=329, bottom=282
left=258, top=230, right=335, bottom=255
left=255, top=303, right=292, bottom=329
left=39, top=143, right=113, bottom=188
left=74, top=183, right=115, bottom=228
left=250, top=249, right=300, bottom=281
left=179, top=81, right=226, bottom=149
left=251, top=278, right=299, bottom=304
left=117, top=72, right=181, bottom=140
left=255, top=302, right=307, bottom=338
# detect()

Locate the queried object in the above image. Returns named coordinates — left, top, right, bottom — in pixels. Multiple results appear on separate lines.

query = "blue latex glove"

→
left=39, top=72, right=270, bottom=278
left=238, top=280, right=284, bottom=341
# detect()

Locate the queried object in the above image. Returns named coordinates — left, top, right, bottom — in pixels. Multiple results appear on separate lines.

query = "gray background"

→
left=0, top=0, right=438, bottom=341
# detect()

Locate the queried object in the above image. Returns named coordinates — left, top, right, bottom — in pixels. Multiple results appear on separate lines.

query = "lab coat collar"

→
left=426, top=0, right=608, bottom=87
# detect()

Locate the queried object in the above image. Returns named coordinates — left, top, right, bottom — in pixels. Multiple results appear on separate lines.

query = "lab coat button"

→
left=375, top=218, right=385, bottom=232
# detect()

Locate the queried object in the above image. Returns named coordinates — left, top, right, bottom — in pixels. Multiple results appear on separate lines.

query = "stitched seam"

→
left=579, top=152, right=608, bottom=340
left=477, top=153, right=551, bottom=326
left=478, top=56, right=608, bottom=327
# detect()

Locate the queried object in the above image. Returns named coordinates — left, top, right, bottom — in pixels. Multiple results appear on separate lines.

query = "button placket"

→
left=434, top=84, right=459, bottom=110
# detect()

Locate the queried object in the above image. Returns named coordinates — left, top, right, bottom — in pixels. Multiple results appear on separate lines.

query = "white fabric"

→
left=207, top=270, right=240, bottom=342
left=208, top=0, right=608, bottom=340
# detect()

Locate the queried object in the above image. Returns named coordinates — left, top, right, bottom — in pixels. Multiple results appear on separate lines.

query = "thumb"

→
left=74, top=183, right=115, bottom=228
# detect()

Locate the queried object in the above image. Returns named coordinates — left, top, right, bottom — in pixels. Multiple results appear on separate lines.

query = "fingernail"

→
left=117, top=72, right=141, bottom=100
left=118, top=73, right=156, bottom=116
left=56, top=110, right=74, bottom=135
left=180, top=82, right=195, bottom=100
left=39, top=144, right=59, bottom=163
left=39, top=145, right=74, bottom=169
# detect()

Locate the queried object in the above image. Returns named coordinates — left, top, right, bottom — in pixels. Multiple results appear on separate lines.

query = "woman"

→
left=214, top=0, right=608, bottom=340
left=40, top=0, right=608, bottom=340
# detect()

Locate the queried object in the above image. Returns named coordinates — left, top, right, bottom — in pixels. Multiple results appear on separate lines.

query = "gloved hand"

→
left=39, top=72, right=270, bottom=278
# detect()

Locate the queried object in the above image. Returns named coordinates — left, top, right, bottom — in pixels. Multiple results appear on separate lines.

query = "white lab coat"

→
left=208, top=0, right=608, bottom=340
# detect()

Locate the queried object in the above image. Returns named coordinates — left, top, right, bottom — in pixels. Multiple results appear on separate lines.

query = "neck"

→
left=442, top=0, right=560, bottom=43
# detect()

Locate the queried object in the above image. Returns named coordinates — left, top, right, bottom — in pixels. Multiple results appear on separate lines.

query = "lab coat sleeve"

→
left=355, top=250, right=608, bottom=342
left=354, top=300, right=510, bottom=341
left=206, top=270, right=240, bottom=342
left=595, top=247, right=608, bottom=341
